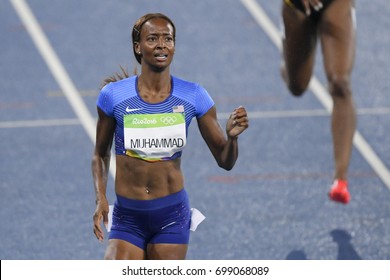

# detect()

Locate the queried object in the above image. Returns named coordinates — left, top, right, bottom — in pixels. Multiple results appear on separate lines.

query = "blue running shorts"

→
left=109, top=189, right=191, bottom=250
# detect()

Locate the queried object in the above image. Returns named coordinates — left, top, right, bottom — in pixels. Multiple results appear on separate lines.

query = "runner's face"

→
left=136, top=18, right=175, bottom=71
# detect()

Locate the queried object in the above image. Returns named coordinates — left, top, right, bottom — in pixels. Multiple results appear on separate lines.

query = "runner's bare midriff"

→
left=115, top=155, right=184, bottom=200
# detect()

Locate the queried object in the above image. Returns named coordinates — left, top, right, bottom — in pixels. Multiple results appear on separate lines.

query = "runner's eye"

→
left=147, top=36, right=157, bottom=42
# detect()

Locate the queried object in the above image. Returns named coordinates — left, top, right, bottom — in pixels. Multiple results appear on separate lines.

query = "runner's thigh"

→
left=147, top=243, right=188, bottom=260
left=320, top=0, right=356, bottom=77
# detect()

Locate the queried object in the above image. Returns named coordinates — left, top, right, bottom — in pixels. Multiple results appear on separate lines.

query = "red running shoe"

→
left=329, top=179, right=350, bottom=204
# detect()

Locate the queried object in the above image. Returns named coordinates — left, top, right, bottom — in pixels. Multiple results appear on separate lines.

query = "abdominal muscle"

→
left=114, top=155, right=184, bottom=200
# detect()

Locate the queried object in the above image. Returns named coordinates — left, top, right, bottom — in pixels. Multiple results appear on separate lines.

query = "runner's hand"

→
left=226, top=106, right=249, bottom=138
left=93, top=197, right=109, bottom=242
left=300, top=0, right=323, bottom=15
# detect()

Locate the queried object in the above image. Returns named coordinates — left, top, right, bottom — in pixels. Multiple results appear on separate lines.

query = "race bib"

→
left=123, top=113, right=186, bottom=161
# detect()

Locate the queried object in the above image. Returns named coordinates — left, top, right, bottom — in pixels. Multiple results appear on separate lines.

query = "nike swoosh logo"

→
left=161, top=221, right=176, bottom=230
left=125, top=107, right=142, bottom=113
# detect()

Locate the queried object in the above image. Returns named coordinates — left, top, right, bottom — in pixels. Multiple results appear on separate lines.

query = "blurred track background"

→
left=1, top=0, right=389, bottom=259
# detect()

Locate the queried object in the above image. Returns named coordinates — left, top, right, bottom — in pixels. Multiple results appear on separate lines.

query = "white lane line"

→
left=10, top=0, right=116, bottom=177
left=240, top=0, right=390, bottom=190
left=1, top=107, right=389, bottom=128
left=219, top=107, right=390, bottom=119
